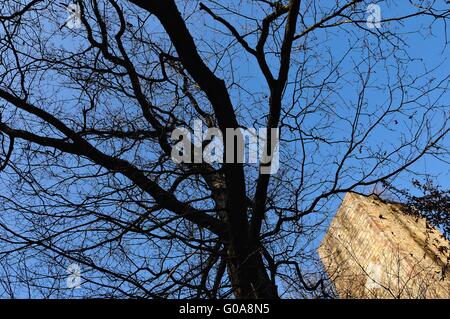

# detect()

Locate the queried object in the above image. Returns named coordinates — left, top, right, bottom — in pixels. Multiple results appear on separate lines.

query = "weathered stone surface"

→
left=318, top=192, right=450, bottom=298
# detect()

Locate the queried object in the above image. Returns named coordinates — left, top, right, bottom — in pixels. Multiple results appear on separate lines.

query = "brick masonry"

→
left=318, top=192, right=450, bottom=298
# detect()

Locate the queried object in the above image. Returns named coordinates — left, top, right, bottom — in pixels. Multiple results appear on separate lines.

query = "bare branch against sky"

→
left=0, top=0, right=448, bottom=299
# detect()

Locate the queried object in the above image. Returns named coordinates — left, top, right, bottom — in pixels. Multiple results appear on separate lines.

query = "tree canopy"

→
left=0, top=0, right=448, bottom=298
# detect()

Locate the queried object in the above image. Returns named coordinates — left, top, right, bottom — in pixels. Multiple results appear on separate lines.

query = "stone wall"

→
left=318, top=192, right=450, bottom=298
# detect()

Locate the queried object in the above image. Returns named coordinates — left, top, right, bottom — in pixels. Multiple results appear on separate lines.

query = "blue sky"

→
left=0, top=0, right=448, bottom=298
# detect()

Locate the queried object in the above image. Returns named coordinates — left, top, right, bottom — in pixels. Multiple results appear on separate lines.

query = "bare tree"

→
left=0, top=0, right=448, bottom=298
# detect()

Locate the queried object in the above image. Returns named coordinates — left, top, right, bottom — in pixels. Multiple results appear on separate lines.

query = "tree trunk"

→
left=226, top=246, right=279, bottom=299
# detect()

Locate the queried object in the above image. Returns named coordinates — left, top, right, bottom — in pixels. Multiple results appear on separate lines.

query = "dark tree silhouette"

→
left=0, top=0, right=448, bottom=298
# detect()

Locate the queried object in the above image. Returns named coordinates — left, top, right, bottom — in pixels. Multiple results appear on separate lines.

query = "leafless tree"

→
left=0, top=0, right=448, bottom=298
